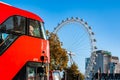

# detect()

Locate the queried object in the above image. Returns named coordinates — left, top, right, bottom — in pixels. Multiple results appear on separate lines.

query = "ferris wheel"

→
left=53, top=17, right=97, bottom=78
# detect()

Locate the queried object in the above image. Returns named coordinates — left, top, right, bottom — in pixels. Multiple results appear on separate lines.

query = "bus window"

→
left=0, top=16, right=26, bottom=34
left=0, top=16, right=26, bottom=55
left=29, top=19, right=46, bottom=39
left=29, top=19, right=40, bottom=37
left=27, top=67, right=36, bottom=80
left=14, top=16, right=25, bottom=34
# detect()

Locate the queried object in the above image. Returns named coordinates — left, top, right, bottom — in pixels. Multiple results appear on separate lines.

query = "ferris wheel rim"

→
left=52, top=17, right=98, bottom=78
left=53, top=17, right=97, bottom=52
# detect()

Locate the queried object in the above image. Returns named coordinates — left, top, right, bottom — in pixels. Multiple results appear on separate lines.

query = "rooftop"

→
left=96, top=50, right=112, bottom=56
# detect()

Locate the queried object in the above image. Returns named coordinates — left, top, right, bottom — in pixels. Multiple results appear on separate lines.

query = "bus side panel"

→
left=0, top=35, right=49, bottom=80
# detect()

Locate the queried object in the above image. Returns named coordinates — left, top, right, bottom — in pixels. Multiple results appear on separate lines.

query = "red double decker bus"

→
left=0, top=2, right=50, bottom=80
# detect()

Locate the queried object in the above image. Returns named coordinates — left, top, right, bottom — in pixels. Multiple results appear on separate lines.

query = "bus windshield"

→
left=29, top=19, right=46, bottom=39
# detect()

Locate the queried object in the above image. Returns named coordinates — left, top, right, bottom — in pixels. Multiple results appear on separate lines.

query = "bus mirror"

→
left=40, top=56, right=44, bottom=61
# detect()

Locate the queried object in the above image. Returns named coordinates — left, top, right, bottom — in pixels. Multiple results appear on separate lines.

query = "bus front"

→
left=0, top=2, right=49, bottom=80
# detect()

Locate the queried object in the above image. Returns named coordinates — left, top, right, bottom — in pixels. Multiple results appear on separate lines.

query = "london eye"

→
left=53, top=17, right=97, bottom=78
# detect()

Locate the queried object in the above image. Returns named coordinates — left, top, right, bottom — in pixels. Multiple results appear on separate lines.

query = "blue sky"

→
left=1, top=0, right=120, bottom=73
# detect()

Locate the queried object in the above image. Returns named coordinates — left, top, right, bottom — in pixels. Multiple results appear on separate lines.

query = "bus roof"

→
left=0, top=2, right=43, bottom=24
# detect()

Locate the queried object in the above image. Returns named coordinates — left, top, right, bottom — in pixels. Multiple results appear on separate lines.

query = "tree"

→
left=47, top=31, right=68, bottom=71
left=47, top=31, right=84, bottom=80
left=64, top=63, right=85, bottom=80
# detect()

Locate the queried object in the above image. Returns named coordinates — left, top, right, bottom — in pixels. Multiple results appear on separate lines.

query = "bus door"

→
left=26, top=62, right=47, bottom=80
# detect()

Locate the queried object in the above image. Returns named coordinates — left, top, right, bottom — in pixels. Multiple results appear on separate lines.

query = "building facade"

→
left=85, top=50, right=120, bottom=79
left=111, top=56, right=120, bottom=73
left=93, top=50, right=111, bottom=74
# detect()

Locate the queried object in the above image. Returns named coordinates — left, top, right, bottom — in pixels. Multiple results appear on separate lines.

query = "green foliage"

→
left=64, top=63, right=84, bottom=80
left=47, top=31, right=68, bottom=71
